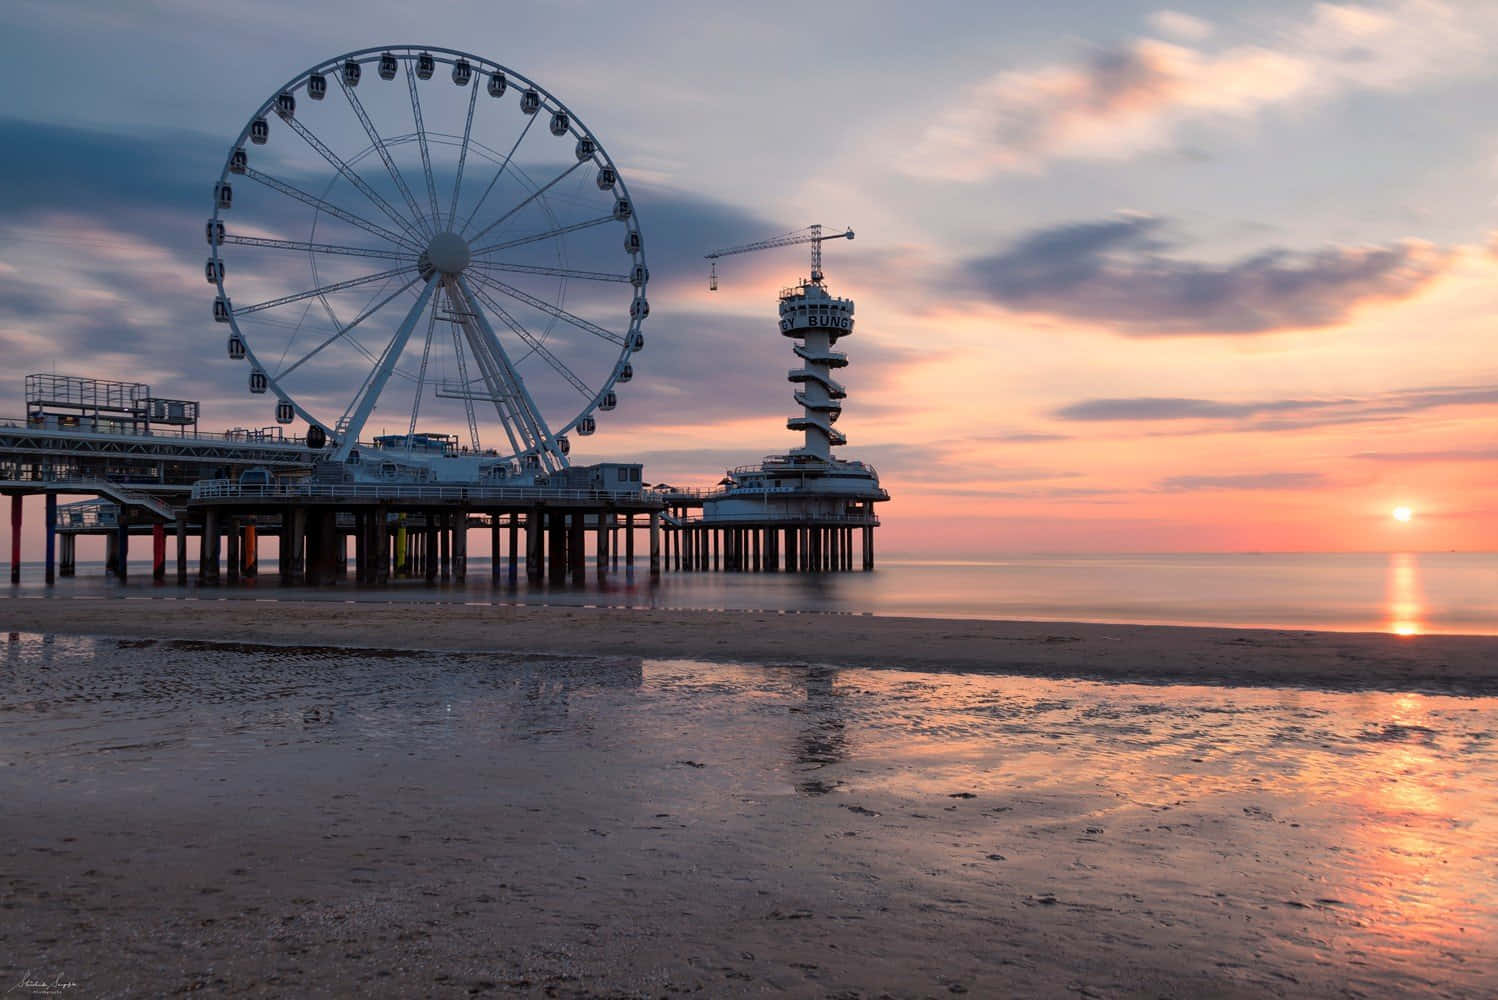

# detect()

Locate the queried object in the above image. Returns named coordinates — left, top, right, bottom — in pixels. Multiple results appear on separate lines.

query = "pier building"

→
left=675, top=226, right=890, bottom=571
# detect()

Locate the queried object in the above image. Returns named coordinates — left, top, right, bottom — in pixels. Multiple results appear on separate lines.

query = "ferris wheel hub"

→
left=423, top=231, right=471, bottom=275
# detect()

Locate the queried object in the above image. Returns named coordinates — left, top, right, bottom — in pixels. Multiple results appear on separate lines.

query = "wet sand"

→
left=3, top=632, right=1498, bottom=998
left=5, top=598, right=1498, bottom=693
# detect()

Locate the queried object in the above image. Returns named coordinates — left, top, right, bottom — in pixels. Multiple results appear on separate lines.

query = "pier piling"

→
left=10, top=494, right=22, bottom=584
left=44, top=494, right=56, bottom=585
left=152, top=522, right=166, bottom=582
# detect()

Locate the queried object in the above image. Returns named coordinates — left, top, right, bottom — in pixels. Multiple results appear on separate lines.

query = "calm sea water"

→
left=4, top=551, right=1495, bottom=636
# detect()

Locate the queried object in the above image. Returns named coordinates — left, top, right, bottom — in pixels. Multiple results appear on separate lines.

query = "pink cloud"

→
left=905, top=0, right=1485, bottom=179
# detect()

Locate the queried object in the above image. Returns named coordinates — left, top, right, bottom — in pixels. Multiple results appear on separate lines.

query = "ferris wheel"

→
left=206, top=46, right=647, bottom=473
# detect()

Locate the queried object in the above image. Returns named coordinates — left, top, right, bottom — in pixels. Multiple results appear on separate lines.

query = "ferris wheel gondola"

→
left=206, top=46, right=647, bottom=471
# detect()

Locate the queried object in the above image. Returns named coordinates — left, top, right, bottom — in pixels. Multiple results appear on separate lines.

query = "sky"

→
left=3, top=0, right=1498, bottom=555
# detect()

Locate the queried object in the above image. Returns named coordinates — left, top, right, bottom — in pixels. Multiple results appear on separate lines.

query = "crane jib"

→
left=703, top=225, right=854, bottom=290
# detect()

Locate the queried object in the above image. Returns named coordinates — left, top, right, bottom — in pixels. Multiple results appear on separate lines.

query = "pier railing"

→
left=2, top=415, right=312, bottom=449
left=55, top=499, right=120, bottom=530
left=191, top=480, right=659, bottom=506
left=658, top=484, right=889, bottom=505
left=674, top=512, right=880, bottom=526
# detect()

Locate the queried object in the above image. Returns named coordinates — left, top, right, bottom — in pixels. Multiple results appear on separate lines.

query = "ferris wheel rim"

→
left=208, top=45, right=647, bottom=463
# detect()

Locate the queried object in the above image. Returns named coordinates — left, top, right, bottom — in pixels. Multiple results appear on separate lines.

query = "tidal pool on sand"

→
left=2, top=632, right=1494, bottom=997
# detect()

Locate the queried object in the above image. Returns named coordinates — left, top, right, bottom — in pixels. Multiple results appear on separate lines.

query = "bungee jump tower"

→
left=656, top=226, right=889, bottom=573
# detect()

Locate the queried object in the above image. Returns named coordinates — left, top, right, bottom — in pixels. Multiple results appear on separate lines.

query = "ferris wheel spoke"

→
left=279, top=112, right=428, bottom=246
left=333, top=277, right=440, bottom=458
left=448, top=76, right=480, bottom=231
left=467, top=281, right=594, bottom=399
left=404, top=291, right=442, bottom=447
left=242, top=167, right=419, bottom=251
left=235, top=264, right=417, bottom=316
left=468, top=215, right=614, bottom=257
left=222, top=234, right=411, bottom=261
left=466, top=159, right=585, bottom=245
left=337, top=75, right=434, bottom=241
left=472, top=259, right=630, bottom=283
left=405, top=61, right=445, bottom=231
left=460, top=109, right=539, bottom=237
left=274, top=274, right=424, bottom=380
left=453, top=276, right=563, bottom=466
left=469, top=271, right=625, bottom=346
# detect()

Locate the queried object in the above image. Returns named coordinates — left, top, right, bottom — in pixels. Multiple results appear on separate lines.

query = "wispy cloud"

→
left=959, top=213, right=1448, bottom=335
left=1353, top=446, right=1498, bottom=462
left=905, top=0, right=1485, bottom=179
left=982, top=431, right=1073, bottom=443
left=1055, top=395, right=1341, bottom=422
left=1054, top=384, right=1498, bottom=430
left=1156, top=472, right=1326, bottom=492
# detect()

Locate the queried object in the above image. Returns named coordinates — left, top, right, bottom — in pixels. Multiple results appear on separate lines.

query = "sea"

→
left=4, top=550, right=1494, bottom=635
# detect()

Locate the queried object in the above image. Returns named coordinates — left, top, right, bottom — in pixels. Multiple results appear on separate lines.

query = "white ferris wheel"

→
left=206, top=46, right=648, bottom=474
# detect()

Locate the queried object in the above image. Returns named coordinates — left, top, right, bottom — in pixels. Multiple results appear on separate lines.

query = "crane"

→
left=705, top=224, right=854, bottom=290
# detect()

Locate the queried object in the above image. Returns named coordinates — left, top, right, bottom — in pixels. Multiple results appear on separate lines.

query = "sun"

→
left=1392, top=506, right=1414, bottom=523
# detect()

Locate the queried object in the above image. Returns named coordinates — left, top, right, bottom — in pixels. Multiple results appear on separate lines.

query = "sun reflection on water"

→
left=1387, top=552, right=1424, bottom=636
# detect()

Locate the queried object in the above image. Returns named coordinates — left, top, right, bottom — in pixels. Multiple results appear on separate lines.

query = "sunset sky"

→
left=2, top=0, right=1497, bottom=555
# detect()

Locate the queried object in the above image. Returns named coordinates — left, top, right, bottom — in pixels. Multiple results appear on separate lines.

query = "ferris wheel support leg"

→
left=333, top=278, right=439, bottom=463
left=452, top=276, right=565, bottom=469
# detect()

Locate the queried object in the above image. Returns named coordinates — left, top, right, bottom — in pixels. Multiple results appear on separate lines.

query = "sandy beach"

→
left=5, top=597, right=1498, bottom=693
left=4, top=610, right=1497, bottom=998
